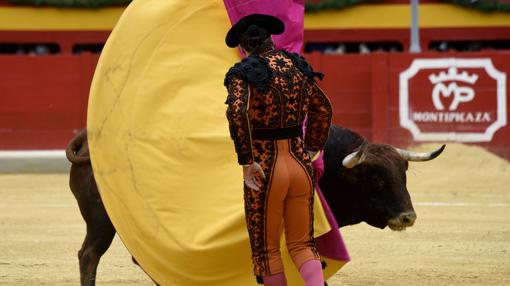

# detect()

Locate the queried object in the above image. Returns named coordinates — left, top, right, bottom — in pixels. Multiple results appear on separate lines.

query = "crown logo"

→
left=429, top=67, right=478, bottom=84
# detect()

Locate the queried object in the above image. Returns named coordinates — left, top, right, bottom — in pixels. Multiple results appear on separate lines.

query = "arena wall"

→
left=0, top=52, right=508, bottom=160
left=308, top=52, right=510, bottom=159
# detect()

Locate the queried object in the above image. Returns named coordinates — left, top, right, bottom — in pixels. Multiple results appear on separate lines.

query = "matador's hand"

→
left=243, top=162, right=266, bottom=191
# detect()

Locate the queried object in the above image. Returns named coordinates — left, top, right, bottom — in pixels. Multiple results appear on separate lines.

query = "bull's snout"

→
left=387, top=211, right=417, bottom=231
left=399, top=212, right=417, bottom=226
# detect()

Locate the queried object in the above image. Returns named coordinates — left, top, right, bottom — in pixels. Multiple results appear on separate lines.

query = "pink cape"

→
left=223, top=0, right=305, bottom=54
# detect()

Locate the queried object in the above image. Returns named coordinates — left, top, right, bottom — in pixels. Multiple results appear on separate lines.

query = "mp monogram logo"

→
left=399, top=58, right=507, bottom=142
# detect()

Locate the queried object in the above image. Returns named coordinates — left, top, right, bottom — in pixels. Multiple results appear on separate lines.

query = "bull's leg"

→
left=78, top=211, right=116, bottom=286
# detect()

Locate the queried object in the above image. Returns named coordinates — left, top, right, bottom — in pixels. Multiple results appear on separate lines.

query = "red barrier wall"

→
left=308, top=52, right=510, bottom=160
left=0, top=52, right=509, bottom=160
left=0, top=53, right=98, bottom=149
left=0, top=31, right=110, bottom=54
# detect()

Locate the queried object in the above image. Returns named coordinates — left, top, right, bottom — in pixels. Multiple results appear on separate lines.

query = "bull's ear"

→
left=342, top=142, right=368, bottom=169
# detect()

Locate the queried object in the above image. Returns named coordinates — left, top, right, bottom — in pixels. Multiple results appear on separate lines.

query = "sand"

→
left=0, top=143, right=509, bottom=285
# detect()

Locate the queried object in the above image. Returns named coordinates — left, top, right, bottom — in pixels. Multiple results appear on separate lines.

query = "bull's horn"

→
left=396, top=144, right=446, bottom=162
left=342, top=151, right=365, bottom=168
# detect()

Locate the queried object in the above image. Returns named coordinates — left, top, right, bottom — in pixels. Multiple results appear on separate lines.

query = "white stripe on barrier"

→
left=415, top=202, right=510, bottom=207
left=0, top=150, right=65, bottom=158
left=0, top=204, right=74, bottom=208
left=0, top=150, right=69, bottom=173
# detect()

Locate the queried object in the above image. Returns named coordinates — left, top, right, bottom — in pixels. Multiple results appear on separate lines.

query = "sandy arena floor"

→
left=1, top=143, right=509, bottom=285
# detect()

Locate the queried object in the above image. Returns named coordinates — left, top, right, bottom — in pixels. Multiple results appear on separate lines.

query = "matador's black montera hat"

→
left=225, top=13, right=285, bottom=48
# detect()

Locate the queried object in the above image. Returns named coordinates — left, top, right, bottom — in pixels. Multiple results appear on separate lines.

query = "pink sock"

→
left=299, top=260, right=324, bottom=286
left=263, top=272, right=287, bottom=286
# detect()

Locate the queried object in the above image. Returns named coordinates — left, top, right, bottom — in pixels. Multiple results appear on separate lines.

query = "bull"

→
left=320, top=125, right=444, bottom=230
left=66, top=129, right=117, bottom=286
left=66, top=126, right=444, bottom=286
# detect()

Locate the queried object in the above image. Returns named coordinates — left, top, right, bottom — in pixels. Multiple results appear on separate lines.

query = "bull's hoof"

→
left=132, top=256, right=139, bottom=266
left=81, top=276, right=96, bottom=286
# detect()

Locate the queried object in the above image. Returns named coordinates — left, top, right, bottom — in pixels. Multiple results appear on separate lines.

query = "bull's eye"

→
left=371, top=176, right=385, bottom=190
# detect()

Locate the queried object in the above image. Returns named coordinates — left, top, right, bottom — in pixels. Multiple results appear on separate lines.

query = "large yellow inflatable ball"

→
left=87, top=0, right=343, bottom=285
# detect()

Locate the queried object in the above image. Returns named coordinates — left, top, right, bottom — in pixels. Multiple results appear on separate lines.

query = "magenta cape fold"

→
left=222, top=0, right=305, bottom=53
left=313, top=153, right=350, bottom=262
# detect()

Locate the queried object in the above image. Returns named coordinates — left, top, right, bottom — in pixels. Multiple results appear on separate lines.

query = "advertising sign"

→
left=399, top=58, right=507, bottom=142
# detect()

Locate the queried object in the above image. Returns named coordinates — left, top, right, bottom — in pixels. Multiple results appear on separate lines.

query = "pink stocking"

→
left=263, top=272, right=287, bottom=286
left=299, top=260, right=324, bottom=286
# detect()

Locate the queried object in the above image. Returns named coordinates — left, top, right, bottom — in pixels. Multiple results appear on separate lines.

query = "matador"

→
left=224, top=14, right=333, bottom=286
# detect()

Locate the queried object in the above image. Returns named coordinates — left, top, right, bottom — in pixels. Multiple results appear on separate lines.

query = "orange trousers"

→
left=245, top=139, right=320, bottom=277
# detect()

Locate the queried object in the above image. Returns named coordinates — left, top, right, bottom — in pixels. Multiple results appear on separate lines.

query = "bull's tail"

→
left=66, top=129, right=90, bottom=165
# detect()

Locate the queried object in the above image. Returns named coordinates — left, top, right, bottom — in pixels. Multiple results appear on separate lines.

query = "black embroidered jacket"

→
left=224, top=50, right=332, bottom=165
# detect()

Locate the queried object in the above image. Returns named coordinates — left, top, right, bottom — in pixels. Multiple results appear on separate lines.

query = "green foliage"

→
left=442, top=0, right=510, bottom=13
left=8, top=0, right=510, bottom=12
left=304, top=0, right=510, bottom=13
left=7, top=0, right=131, bottom=8
left=305, top=0, right=368, bottom=12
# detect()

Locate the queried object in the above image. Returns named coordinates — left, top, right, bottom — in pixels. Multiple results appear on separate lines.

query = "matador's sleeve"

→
left=225, top=73, right=254, bottom=165
left=305, top=81, right=333, bottom=152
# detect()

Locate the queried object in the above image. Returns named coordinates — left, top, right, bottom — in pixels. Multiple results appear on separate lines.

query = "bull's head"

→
left=337, top=143, right=445, bottom=231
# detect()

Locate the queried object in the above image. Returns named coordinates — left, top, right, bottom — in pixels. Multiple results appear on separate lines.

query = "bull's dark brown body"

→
left=67, top=126, right=442, bottom=285
left=66, top=130, right=116, bottom=286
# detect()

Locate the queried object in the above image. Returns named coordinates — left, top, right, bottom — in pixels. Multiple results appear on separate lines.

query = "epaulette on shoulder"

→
left=224, top=55, right=272, bottom=93
left=224, top=62, right=243, bottom=87
left=282, top=50, right=324, bottom=81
